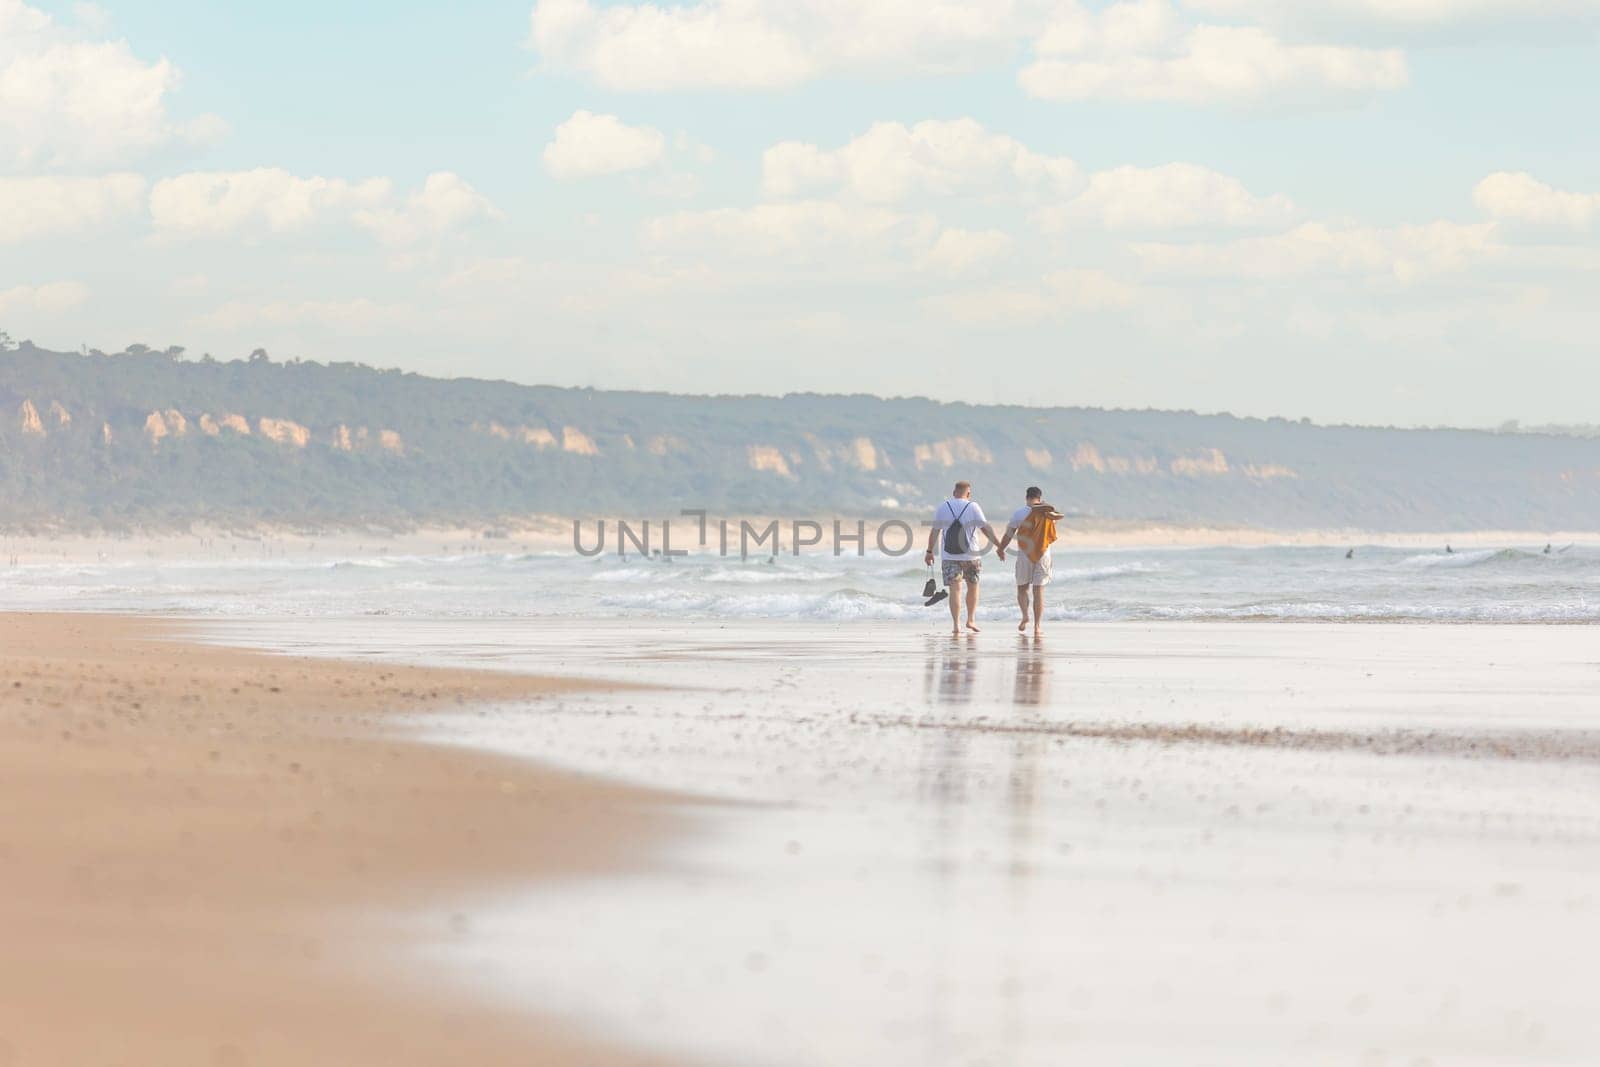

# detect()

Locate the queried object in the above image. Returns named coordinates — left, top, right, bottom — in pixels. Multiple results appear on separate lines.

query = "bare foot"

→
left=966, top=621, right=981, bottom=632
left=951, top=627, right=961, bottom=636
left=1017, top=617, right=1029, bottom=632
left=1032, top=626, right=1043, bottom=638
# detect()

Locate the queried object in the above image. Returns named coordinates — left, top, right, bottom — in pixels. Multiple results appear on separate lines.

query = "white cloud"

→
left=149, top=169, right=390, bottom=235
left=1473, top=171, right=1599, bottom=230
left=0, top=279, right=90, bottom=317
left=0, top=173, right=145, bottom=242
left=354, top=172, right=502, bottom=246
left=1184, top=0, right=1600, bottom=36
left=149, top=169, right=498, bottom=245
left=646, top=200, right=936, bottom=259
left=918, top=228, right=1014, bottom=277
left=1020, top=0, right=1407, bottom=104
left=1041, top=162, right=1294, bottom=230
left=1134, top=220, right=1500, bottom=282
left=0, top=0, right=224, bottom=168
left=928, top=269, right=1137, bottom=325
left=528, top=0, right=1042, bottom=91
left=762, top=118, right=1077, bottom=203
left=543, top=109, right=666, bottom=178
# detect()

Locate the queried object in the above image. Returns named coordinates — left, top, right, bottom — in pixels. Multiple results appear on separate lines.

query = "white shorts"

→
left=1015, top=553, right=1052, bottom=587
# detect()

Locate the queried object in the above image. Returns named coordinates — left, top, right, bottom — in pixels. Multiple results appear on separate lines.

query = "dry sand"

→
left=0, top=612, right=684, bottom=1067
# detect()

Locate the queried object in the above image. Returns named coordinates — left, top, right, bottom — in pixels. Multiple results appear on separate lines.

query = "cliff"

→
left=2, top=342, right=1596, bottom=532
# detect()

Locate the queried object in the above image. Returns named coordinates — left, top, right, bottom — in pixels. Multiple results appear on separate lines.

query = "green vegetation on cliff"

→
left=2, top=340, right=1594, bottom=531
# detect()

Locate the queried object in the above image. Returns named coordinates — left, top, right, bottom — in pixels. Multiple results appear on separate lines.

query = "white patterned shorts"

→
left=1014, top=554, right=1053, bottom=587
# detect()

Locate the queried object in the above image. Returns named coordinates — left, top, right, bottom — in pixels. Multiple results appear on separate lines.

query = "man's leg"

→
left=1016, top=584, right=1030, bottom=632
left=965, top=573, right=981, bottom=632
left=947, top=577, right=963, bottom=634
left=1032, top=584, right=1045, bottom=636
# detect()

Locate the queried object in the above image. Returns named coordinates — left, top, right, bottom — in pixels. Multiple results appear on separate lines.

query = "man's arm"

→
left=996, top=526, right=1016, bottom=554
left=924, top=525, right=939, bottom=564
left=982, top=524, right=1006, bottom=560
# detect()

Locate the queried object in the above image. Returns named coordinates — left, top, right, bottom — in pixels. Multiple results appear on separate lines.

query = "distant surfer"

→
left=1345, top=548, right=1354, bottom=560
left=925, top=481, right=1005, bottom=636
left=1446, top=544, right=1454, bottom=554
left=997, top=487, right=1064, bottom=638
left=1544, top=543, right=1552, bottom=555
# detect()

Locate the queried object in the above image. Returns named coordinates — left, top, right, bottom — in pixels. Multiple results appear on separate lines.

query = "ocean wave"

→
left=1055, top=561, right=1164, bottom=581
left=1397, top=548, right=1553, bottom=569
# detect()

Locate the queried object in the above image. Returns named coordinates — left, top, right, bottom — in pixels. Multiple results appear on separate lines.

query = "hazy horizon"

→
left=3, top=1, right=1598, bottom=427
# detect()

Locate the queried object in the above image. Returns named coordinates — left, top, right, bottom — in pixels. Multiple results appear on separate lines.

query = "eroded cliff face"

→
left=913, top=437, right=993, bottom=469
left=2, top=365, right=1326, bottom=530
left=18, top=400, right=44, bottom=436
left=29, top=398, right=1302, bottom=496
left=803, top=435, right=882, bottom=473
left=143, top=410, right=188, bottom=445
left=747, top=446, right=795, bottom=478
left=1070, top=443, right=1104, bottom=472
left=522, top=426, right=556, bottom=449
left=1170, top=448, right=1230, bottom=477
left=561, top=427, right=599, bottom=456
left=127, top=409, right=387, bottom=451
left=473, top=422, right=563, bottom=450
left=12, top=343, right=1585, bottom=531
left=257, top=418, right=310, bottom=447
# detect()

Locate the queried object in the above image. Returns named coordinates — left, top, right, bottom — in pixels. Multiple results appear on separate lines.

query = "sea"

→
left=6, top=540, right=1600, bottom=623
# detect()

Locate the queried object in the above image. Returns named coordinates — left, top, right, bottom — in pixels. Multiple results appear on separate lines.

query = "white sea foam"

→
left=6, top=542, right=1597, bottom=624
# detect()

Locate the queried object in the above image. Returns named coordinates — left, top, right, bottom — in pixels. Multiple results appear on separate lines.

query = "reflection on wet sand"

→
left=1004, top=640, right=1048, bottom=1063
left=1011, top=637, right=1050, bottom=707
left=923, top=635, right=979, bottom=706
left=915, top=638, right=1055, bottom=1065
left=245, top=618, right=1600, bottom=1066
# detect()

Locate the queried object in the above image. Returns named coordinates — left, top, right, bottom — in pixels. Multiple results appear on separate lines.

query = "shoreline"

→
left=0, top=612, right=690, bottom=1067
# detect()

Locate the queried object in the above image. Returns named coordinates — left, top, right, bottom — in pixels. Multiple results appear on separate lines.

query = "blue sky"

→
left=3, top=0, right=1598, bottom=426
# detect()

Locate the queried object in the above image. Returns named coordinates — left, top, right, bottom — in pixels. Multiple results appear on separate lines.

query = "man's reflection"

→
left=1012, top=637, right=1050, bottom=706
left=923, top=634, right=979, bottom=706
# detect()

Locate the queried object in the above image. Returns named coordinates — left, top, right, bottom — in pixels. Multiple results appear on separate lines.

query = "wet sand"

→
left=291, top=618, right=1600, bottom=1067
left=0, top=612, right=684, bottom=1067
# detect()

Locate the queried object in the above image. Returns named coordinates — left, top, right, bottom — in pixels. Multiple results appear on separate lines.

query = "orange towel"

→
left=1018, top=503, right=1063, bottom=564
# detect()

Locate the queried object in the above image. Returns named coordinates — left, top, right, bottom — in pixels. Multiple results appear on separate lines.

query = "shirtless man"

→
left=924, top=481, right=1005, bottom=635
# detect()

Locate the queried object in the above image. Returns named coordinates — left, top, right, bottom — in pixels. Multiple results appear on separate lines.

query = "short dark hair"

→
left=1025, top=486, right=1042, bottom=501
left=953, top=480, right=971, bottom=496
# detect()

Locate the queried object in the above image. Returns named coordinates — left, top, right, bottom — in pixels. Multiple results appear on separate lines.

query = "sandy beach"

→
left=0, top=612, right=684, bottom=1067
left=6, top=606, right=1600, bottom=1065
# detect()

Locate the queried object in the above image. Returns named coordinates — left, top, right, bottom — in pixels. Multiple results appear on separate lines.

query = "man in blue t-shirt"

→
left=923, top=480, right=1005, bottom=635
